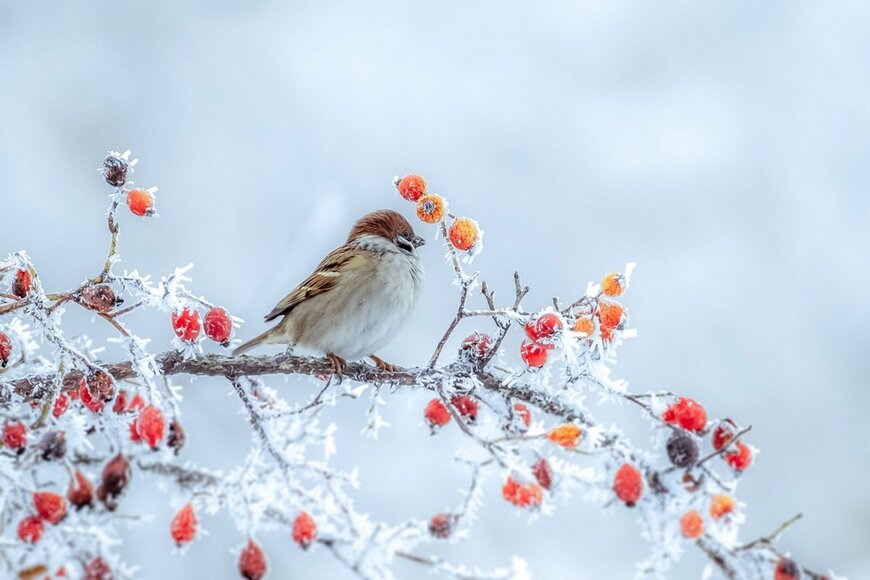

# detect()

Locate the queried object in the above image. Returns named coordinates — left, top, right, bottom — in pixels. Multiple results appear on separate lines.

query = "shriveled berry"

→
left=171, top=503, right=198, bottom=545
left=137, top=405, right=166, bottom=449
left=459, top=332, right=493, bottom=362
left=167, top=418, right=186, bottom=455
left=0, top=332, right=12, bottom=367
left=416, top=194, right=448, bottom=224
left=86, top=370, right=115, bottom=402
left=774, top=557, right=801, bottom=580
left=81, top=285, right=120, bottom=313
left=292, top=512, right=317, bottom=549
left=239, top=539, right=268, bottom=580
left=3, top=421, right=27, bottom=453
left=12, top=269, right=32, bottom=298
left=662, top=397, right=708, bottom=433
left=97, top=453, right=130, bottom=511
left=502, top=477, right=543, bottom=509
left=102, top=152, right=129, bottom=187
left=548, top=424, right=582, bottom=449
left=428, top=513, right=455, bottom=539
left=725, top=442, right=753, bottom=471
left=396, top=174, right=427, bottom=202
left=710, top=494, right=735, bottom=520
left=84, top=558, right=112, bottom=580
left=17, top=515, right=44, bottom=544
left=53, top=392, right=70, bottom=418
left=601, top=272, right=625, bottom=297
left=666, top=432, right=699, bottom=468
left=424, top=399, right=451, bottom=431
left=39, top=430, right=67, bottom=461
left=680, top=510, right=704, bottom=539
left=520, top=340, right=548, bottom=367
left=448, top=217, right=481, bottom=251
left=68, top=470, right=94, bottom=509
left=204, top=307, right=233, bottom=346
left=33, top=491, right=67, bottom=524
left=712, top=419, right=737, bottom=451
left=127, top=189, right=155, bottom=217
left=532, top=458, right=553, bottom=491
left=450, top=394, right=479, bottom=423
left=613, top=463, right=643, bottom=507
left=172, top=308, right=201, bottom=342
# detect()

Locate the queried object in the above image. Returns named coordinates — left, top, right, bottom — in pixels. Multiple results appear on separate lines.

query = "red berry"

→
left=127, top=189, right=155, bottom=217
left=712, top=419, right=737, bottom=451
left=53, top=392, right=70, bottom=418
left=428, top=513, right=454, bottom=539
left=68, top=470, right=94, bottom=509
left=292, top=511, right=317, bottom=549
left=0, top=332, right=13, bottom=366
left=450, top=394, right=479, bottom=423
left=525, top=313, right=563, bottom=347
left=662, top=397, right=708, bottom=433
left=502, top=476, right=543, bottom=509
left=725, top=442, right=753, bottom=471
left=239, top=539, right=268, bottom=580
left=84, top=558, right=112, bottom=580
left=506, top=402, right=532, bottom=433
left=459, top=332, right=493, bottom=361
left=520, top=340, right=548, bottom=367
left=613, top=463, right=643, bottom=507
left=17, top=515, right=44, bottom=544
left=12, top=269, right=32, bottom=298
left=33, top=491, right=68, bottom=524
left=172, top=308, right=201, bottom=342
left=127, top=393, right=146, bottom=411
left=424, top=399, right=451, bottom=431
left=170, top=502, right=198, bottom=546
left=204, top=307, right=232, bottom=346
left=79, top=379, right=105, bottom=413
left=396, top=174, right=427, bottom=202
left=532, top=458, right=553, bottom=490
left=774, top=556, right=801, bottom=580
left=680, top=510, right=704, bottom=539
left=3, top=421, right=27, bottom=452
left=112, top=390, right=128, bottom=414
left=137, top=405, right=166, bottom=449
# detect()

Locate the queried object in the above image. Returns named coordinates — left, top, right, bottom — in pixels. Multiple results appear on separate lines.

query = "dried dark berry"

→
left=666, top=431, right=699, bottom=468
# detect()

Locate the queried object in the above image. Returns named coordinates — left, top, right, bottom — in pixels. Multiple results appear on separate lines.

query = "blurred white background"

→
left=2, top=1, right=869, bottom=578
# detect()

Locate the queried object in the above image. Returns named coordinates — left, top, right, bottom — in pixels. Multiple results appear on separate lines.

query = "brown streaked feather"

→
left=264, top=246, right=360, bottom=322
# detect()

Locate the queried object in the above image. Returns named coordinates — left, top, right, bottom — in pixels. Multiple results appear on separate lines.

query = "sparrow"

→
left=233, top=209, right=426, bottom=376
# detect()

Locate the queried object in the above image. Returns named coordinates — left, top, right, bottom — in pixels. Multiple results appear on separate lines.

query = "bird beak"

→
left=412, top=235, right=426, bottom=248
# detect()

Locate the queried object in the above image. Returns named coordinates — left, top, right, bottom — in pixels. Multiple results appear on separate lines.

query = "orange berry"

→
left=416, top=194, right=447, bottom=224
left=680, top=510, right=704, bottom=539
left=127, top=189, right=155, bottom=217
left=547, top=424, right=582, bottom=448
left=597, top=301, right=624, bottom=330
left=448, top=217, right=481, bottom=251
left=601, top=272, right=625, bottom=297
left=709, top=494, right=735, bottom=520
left=573, top=316, right=594, bottom=337
left=396, top=174, right=427, bottom=202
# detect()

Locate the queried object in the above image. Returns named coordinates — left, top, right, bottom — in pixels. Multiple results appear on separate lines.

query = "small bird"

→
left=233, top=209, right=425, bottom=376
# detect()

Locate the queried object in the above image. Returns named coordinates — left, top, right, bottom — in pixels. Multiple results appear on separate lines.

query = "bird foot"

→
left=326, top=352, right=346, bottom=380
left=370, top=354, right=399, bottom=372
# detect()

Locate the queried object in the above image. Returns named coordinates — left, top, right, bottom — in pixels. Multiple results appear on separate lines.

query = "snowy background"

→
left=1, top=1, right=869, bottom=578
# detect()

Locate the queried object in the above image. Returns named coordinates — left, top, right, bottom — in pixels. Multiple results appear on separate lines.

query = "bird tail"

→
left=232, top=328, right=276, bottom=356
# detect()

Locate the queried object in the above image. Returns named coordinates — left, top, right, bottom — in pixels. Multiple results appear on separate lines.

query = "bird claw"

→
left=326, top=352, right=346, bottom=380
left=370, top=355, right=399, bottom=373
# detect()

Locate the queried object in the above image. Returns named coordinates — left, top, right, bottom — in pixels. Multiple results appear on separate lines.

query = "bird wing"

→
left=263, top=245, right=362, bottom=322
